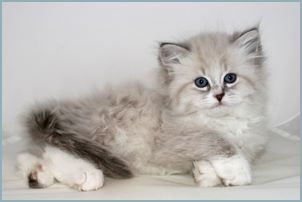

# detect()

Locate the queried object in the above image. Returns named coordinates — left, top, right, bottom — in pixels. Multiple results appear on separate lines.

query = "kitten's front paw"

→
left=193, top=160, right=222, bottom=187
left=210, top=154, right=252, bottom=186
left=74, top=170, right=104, bottom=191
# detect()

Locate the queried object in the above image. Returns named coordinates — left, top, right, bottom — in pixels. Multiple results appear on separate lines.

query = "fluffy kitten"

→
left=17, top=26, right=268, bottom=191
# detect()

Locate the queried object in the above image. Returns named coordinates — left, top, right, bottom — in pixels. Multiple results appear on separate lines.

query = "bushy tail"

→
left=25, top=108, right=133, bottom=179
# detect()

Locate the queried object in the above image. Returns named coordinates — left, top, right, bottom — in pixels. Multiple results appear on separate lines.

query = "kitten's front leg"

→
left=190, top=133, right=252, bottom=187
left=208, top=153, right=252, bottom=186
left=193, top=153, right=252, bottom=187
left=193, top=160, right=222, bottom=187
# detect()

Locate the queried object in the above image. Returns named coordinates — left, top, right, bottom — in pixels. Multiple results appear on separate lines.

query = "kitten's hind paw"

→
left=16, top=153, right=55, bottom=189
left=28, top=164, right=55, bottom=189
left=193, top=160, right=222, bottom=187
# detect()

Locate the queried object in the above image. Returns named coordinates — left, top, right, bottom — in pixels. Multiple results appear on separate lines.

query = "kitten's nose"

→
left=214, top=93, right=225, bottom=102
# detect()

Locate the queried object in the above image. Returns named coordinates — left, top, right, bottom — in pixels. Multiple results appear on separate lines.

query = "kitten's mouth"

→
left=206, top=102, right=229, bottom=117
left=210, top=102, right=225, bottom=109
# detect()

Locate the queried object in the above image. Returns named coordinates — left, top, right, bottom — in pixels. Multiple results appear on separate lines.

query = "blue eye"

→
left=194, top=77, right=208, bottom=88
left=224, top=73, right=237, bottom=84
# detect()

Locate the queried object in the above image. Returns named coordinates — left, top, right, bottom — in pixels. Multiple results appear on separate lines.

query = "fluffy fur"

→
left=17, top=26, right=269, bottom=191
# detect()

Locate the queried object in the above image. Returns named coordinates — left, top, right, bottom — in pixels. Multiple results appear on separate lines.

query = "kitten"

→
left=17, top=26, right=268, bottom=191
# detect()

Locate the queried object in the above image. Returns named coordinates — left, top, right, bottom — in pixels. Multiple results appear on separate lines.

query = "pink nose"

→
left=215, top=93, right=225, bottom=102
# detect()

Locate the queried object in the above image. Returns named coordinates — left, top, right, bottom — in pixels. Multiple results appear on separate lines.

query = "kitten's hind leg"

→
left=27, top=163, right=55, bottom=188
left=43, top=145, right=104, bottom=191
left=17, top=153, right=55, bottom=188
left=17, top=147, right=105, bottom=191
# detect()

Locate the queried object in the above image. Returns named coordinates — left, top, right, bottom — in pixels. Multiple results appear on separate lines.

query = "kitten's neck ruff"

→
left=160, top=96, right=266, bottom=135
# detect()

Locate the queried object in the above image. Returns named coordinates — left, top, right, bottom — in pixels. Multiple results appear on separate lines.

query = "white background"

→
left=3, top=2, right=300, bottom=137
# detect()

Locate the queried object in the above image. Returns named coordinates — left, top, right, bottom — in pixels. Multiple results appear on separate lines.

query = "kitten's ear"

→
left=231, top=26, right=262, bottom=55
left=159, top=43, right=190, bottom=66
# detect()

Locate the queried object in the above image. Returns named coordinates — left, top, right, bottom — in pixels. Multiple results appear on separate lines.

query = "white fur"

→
left=16, top=153, right=55, bottom=187
left=209, top=154, right=252, bottom=186
left=16, top=153, right=39, bottom=178
left=18, top=28, right=268, bottom=190
left=17, top=146, right=104, bottom=191
left=193, top=160, right=222, bottom=187
left=195, top=108, right=267, bottom=162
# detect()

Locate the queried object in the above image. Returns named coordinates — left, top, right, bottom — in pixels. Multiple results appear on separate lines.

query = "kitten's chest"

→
left=200, top=116, right=255, bottom=145
left=203, top=116, right=267, bottom=158
left=209, top=117, right=249, bottom=135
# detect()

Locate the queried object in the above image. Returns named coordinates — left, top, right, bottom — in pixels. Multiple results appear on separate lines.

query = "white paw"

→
left=17, top=153, right=55, bottom=188
left=74, top=169, right=104, bottom=191
left=28, top=164, right=55, bottom=188
left=210, top=154, right=252, bottom=186
left=193, top=160, right=222, bottom=187
left=16, top=153, right=39, bottom=178
left=42, top=146, right=105, bottom=191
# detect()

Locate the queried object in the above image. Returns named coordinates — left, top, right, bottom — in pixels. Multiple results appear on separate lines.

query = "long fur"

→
left=26, top=107, right=133, bottom=178
left=20, top=26, right=269, bottom=188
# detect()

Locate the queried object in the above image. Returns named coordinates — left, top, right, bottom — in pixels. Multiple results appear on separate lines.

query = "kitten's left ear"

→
left=231, top=26, right=262, bottom=55
left=158, top=43, right=190, bottom=66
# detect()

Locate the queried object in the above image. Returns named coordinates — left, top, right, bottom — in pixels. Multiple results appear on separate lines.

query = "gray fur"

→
left=230, top=26, right=265, bottom=66
left=26, top=107, right=133, bottom=178
left=24, top=26, right=268, bottom=178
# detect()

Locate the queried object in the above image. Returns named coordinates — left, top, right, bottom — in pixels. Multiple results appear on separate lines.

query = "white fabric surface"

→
left=2, top=126, right=300, bottom=200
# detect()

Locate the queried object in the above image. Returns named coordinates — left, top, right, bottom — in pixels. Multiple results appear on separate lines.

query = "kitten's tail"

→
left=25, top=108, right=133, bottom=179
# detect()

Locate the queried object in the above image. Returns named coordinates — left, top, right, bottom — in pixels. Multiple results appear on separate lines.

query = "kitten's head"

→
left=158, top=26, right=266, bottom=117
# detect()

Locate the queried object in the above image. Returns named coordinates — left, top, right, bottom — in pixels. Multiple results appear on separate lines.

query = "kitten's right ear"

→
left=159, top=43, right=190, bottom=66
